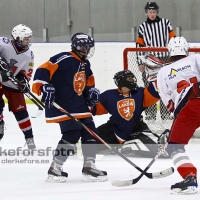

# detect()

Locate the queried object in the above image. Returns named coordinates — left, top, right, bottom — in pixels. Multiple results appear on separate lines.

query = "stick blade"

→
left=112, top=167, right=174, bottom=187
left=111, top=180, right=132, bottom=187
left=152, top=167, right=174, bottom=179
left=31, top=109, right=43, bottom=118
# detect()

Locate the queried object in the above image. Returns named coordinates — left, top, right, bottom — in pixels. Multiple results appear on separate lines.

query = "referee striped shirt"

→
left=136, top=16, right=176, bottom=63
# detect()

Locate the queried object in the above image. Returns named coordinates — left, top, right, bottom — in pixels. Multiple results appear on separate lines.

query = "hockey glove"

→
left=0, top=71, right=13, bottom=83
left=86, top=87, right=100, bottom=107
left=15, top=73, right=30, bottom=93
left=41, top=84, right=55, bottom=108
left=0, top=57, right=8, bottom=71
left=19, top=78, right=30, bottom=93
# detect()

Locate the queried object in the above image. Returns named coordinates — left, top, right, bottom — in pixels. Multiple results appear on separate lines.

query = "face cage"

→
left=118, top=77, right=138, bottom=91
left=74, top=46, right=95, bottom=60
left=15, top=36, right=32, bottom=49
left=86, top=46, right=95, bottom=59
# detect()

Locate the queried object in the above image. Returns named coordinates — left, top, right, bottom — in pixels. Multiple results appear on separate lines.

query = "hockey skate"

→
left=82, top=161, right=107, bottom=182
left=25, top=138, right=36, bottom=150
left=46, top=159, right=68, bottom=183
left=171, top=175, right=198, bottom=194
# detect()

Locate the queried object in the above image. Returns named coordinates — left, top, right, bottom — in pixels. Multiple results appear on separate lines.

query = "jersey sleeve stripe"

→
left=136, top=37, right=145, bottom=46
left=143, top=86, right=160, bottom=107
left=46, top=113, right=92, bottom=123
left=86, top=75, right=95, bottom=86
left=95, top=102, right=108, bottom=115
left=169, top=30, right=176, bottom=39
left=38, top=61, right=59, bottom=80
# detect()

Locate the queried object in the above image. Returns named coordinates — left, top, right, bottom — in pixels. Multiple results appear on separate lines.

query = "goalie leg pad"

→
left=122, top=132, right=158, bottom=157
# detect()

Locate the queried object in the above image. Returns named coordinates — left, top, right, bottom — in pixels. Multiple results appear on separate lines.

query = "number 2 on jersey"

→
left=177, top=77, right=197, bottom=93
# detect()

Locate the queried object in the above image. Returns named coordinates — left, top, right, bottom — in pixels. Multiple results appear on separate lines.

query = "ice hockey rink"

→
left=0, top=104, right=200, bottom=200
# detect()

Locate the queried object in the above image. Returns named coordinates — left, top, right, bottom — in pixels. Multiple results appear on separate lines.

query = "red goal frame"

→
left=123, top=47, right=200, bottom=70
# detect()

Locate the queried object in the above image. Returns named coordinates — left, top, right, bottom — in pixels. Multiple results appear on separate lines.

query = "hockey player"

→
left=157, top=36, right=199, bottom=194
left=0, top=24, right=36, bottom=149
left=92, top=69, right=166, bottom=157
left=32, top=32, right=107, bottom=182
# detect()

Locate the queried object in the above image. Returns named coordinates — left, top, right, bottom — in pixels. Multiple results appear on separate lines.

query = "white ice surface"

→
left=0, top=104, right=199, bottom=200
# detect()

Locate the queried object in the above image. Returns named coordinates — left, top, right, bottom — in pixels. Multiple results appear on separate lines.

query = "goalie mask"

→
left=168, top=36, right=189, bottom=57
left=71, top=32, right=95, bottom=60
left=11, top=24, right=33, bottom=49
left=113, top=70, right=138, bottom=91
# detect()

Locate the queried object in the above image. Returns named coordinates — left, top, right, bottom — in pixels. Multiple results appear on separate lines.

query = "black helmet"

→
left=71, top=32, right=95, bottom=60
left=113, top=70, right=138, bottom=91
left=145, top=2, right=159, bottom=12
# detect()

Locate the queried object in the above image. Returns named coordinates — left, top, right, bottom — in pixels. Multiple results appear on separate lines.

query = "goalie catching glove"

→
left=139, top=54, right=164, bottom=82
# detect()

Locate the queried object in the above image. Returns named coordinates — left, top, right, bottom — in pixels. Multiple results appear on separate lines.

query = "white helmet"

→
left=11, top=24, right=33, bottom=48
left=168, top=36, right=189, bottom=56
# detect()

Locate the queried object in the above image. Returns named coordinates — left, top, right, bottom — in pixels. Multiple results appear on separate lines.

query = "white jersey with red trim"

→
left=0, top=37, right=34, bottom=89
left=157, top=54, right=200, bottom=110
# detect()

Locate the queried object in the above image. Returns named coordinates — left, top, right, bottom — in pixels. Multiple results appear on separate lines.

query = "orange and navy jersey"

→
left=32, top=51, right=95, bottom=123
left=92, top=82, right=160, bottom=143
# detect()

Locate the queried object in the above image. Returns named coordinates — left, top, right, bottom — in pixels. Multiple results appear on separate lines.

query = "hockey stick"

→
left=25, top=93, right=44, bottom=118
left=139, top=129, right=160, bottom=139
left=53, top=102, right=174, bottom=180
left=142, top=129, right=169, bottom=141
left=76, top=139, right=104, bottom=161
left=7, top=75, right=45, bottom=117
left=25, top=93, right=44, bottom=110
left=7, top=75, right=44, bottom=108
left=0, top=61, right=44, bottom=111
left=0, top=59, right=44, bottom=117
left=112, top=142, right=171, bottom=187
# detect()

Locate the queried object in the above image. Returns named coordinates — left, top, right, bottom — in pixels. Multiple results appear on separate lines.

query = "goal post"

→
left=123, top=47, right=200, bottom=137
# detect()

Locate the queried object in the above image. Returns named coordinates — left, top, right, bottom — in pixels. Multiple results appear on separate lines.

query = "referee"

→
left=136, top=2, right=176, bottom=121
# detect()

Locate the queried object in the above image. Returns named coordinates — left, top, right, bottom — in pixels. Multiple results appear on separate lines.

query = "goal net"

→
left=123, top=47, right=200, bottom=137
